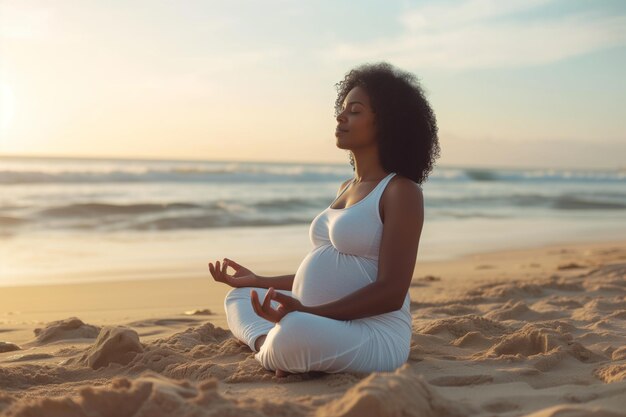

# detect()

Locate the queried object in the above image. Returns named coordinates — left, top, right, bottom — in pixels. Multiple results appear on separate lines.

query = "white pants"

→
left=224, top=286, right=410, bottom=374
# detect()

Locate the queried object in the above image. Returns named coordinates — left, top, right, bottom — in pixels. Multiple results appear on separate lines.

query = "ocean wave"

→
left=463, top=169, right=499, bottom=181
left=37, top=202, right=202, bottom=218
left=4, top=195, right=330, bottom=231
left=429, top=168, right=625, bottom=183
left=1, top=164, right=624, bottom=185
left=14, top=191, right=626, bottom=228
left=0, top=168, right=341, bottom=185
left=0, top=216, right=25, bottom=226
left=3, top=197, right=623, bottom=233
left=256, top=197, right=329, bottom=209
left=435, top=211, right=511, bottom=219
left=3, top=209, right=313, bottom=232
left=34, top=198, right=331, bottom=219
left=129, top=215, right=308, bottom=231
left=431, top=193, right=626, bottom=210
left=553, top=196, right=626, bottom=210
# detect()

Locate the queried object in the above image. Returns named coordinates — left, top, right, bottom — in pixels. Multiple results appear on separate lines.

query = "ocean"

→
left=1, top=156, right=624, bottom=286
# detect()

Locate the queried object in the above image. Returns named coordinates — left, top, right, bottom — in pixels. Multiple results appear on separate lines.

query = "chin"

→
left=335, top=139, right=349, bottom=150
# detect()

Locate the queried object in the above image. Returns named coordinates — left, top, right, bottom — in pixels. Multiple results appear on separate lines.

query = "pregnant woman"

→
left=209, top=62, right=440, bottom=378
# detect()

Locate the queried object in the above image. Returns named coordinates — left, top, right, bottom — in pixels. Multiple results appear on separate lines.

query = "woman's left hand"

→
left=250, top=287, right=304, bottom=323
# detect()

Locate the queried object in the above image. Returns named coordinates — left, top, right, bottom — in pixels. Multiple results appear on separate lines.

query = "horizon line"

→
left=0, top=152, right=623, bottom=172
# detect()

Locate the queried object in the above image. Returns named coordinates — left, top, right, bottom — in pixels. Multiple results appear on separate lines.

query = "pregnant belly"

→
left=292, top=244, right=378, bottom=306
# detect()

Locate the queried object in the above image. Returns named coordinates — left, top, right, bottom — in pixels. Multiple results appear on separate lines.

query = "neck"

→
left=351, top=149, right=388, bottom=183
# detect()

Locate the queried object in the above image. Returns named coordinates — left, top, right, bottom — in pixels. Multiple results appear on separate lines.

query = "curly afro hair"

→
left=334, top=62, right=440, bottom=185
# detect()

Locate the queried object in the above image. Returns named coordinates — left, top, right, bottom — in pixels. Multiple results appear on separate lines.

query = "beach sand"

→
left=1, top=239, right=625, bottom=416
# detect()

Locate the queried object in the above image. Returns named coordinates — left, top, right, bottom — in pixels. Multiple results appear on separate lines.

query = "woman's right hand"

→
left=208, top=258, right=258, bottom=288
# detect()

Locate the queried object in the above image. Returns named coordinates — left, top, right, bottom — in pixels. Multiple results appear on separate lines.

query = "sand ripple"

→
left=1, top=259, right=625, bottom=416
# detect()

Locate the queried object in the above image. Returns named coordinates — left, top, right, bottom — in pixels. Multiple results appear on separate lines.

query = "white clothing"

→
left=224, top=172, right=412, bottom=373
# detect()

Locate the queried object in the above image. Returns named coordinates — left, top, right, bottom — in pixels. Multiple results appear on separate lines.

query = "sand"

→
left=1, top=239, right=625, bottom=416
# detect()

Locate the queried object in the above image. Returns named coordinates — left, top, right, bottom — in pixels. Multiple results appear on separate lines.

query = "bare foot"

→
left=275, top=369, right=291, bottom=378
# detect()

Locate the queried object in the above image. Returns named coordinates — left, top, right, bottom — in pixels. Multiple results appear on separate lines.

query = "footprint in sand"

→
left=410, top=275, right=441, bottom=287
left=428, top=374, right=493, bottom=387
left=482, top=400, right=521, bottom=413
left=557, top=262, right=588, bottom=270
left=417, top=275, right=441, bottom=282
left=127, top=317, right=201, bottom=327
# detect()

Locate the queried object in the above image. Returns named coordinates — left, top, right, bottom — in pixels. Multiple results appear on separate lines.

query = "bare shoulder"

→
left=380, top=174, right=423, bottom=221
left=387, top=175, right=423, bottom=203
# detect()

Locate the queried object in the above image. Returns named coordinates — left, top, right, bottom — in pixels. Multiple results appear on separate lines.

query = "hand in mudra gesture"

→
left=208, top=258, right=257, bottom=288
left=208, top=258, right=304, bottom=322
left=250, top=287, right=303, bottom=323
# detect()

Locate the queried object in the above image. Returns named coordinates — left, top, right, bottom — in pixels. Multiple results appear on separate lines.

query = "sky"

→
left=1, top=0, right=625, bottom=169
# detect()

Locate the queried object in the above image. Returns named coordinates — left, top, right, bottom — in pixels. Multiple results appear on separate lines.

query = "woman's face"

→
left=335, top=86, right=377, bottom=150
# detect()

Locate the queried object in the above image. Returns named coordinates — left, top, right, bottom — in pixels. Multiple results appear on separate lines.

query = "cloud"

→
left=399, top=0, right=552, bottom=32
left=318, top=0, right=626, bottom=70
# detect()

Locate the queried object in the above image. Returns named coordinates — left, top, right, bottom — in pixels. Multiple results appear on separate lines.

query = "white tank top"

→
left=292, top=172, right=412, bottom=337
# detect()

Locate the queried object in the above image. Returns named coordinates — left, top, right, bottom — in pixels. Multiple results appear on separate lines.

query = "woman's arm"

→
left=301, top=177, right=423, bottom=321
left=210, top=259, right=295, bottom=290
left=300, top=281, right=398, bottom=320
left=251, top=274, right=295, bottom=291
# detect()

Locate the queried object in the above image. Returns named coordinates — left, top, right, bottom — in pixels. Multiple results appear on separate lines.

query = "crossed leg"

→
left=224, top=287, right=294, bottom=377
left=224, top=287, right=404, bottom=376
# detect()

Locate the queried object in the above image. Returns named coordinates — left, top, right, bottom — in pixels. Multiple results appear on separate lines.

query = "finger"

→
left=224, top=258, right=240, bottom=270
left=216, top=261, right=223, bottom=280
left=250, top=290, right=262, bottom=316
left=262, top=287, right=274, bottom=311
left=273, top=292, right=300, bottom=312
left=272, top=306, right=286, bottom=323
left=270, top=291, right=291, bottom=305
left=251, top=290, right=269, bottom=320
left=253, top=290, right=280, bottom=322
left=221, top=259, right=228, bottom=275
left=263, top=305, right=280, bottom=322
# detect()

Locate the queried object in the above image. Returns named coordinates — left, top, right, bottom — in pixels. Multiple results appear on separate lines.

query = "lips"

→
left=335, top=127, right=349, bottom=136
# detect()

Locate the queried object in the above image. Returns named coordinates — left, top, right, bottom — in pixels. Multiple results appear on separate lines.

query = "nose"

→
left=336, top=111, right=346, bottom=123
